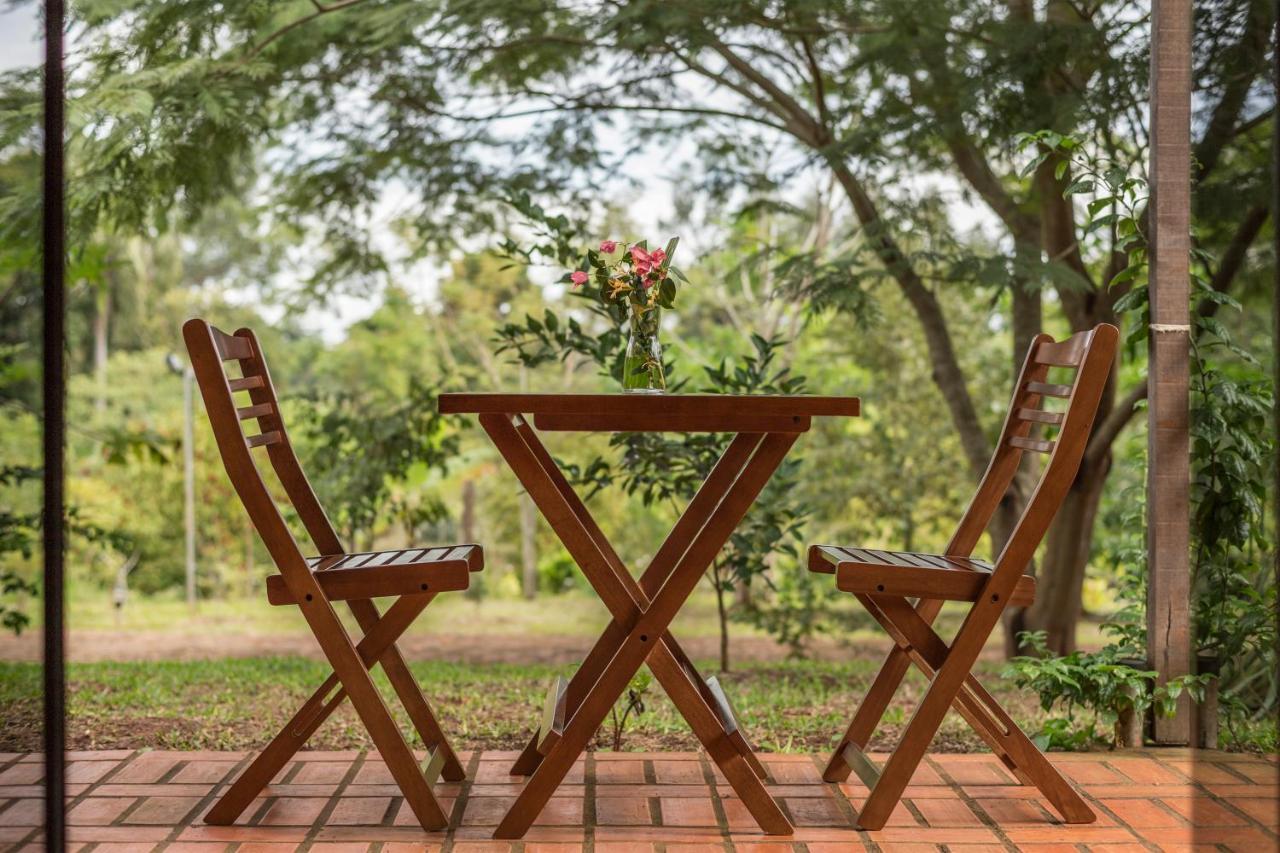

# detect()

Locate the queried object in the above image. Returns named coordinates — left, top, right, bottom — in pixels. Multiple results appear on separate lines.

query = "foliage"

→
left=0, top=463, right=40, bottom=635
left=1015, top=131, right=1276, bottom=744
left=299, top=380, right=460, bottom=550
left=537, top=550, right=578, bottom=594
left=501, top=224, right=818, bottom=666
left=0, top=0, right=1270, bottom=662
left=607, top=671, right=653, bottom=752
left=1005, top=631, right=1209, bottom=750
left=1187, top=294, right=1276, bottom=731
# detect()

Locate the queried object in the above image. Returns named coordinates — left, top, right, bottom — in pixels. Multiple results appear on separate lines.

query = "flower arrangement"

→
left=568, top=237, right=683, bottom=307
left=566, top=237, right=686, bottom=392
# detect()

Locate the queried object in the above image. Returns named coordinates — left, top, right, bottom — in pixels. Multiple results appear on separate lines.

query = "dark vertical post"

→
left=42, top=0, right=67, bottom=847
left=1146, top=0, right=1193, bottom=744
left=1271, top=0, right=1279, bottom=763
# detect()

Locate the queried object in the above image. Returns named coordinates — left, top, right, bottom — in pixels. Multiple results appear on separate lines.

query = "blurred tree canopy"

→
left=0, top=0, right=1272, bottom=665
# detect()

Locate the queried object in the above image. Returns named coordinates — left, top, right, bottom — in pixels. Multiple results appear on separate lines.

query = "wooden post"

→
left=1146, top=0, right=1193, bottom=745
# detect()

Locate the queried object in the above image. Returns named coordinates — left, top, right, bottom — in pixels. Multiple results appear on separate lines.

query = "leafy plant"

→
left=496, top=203, right=821, bottom=671
left=1015, top=132, right=1276, bottom=748
left=1005, top=631, right=1209, bottom=750
left=299, top=379, right=459, bottom=550
left=606, top=671, right=652, bottom=752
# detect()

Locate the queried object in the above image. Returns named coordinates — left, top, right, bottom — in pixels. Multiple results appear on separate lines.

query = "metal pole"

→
left=183, top=367, right=196, bottom=610
left=41, top=0, right=67, bottom=848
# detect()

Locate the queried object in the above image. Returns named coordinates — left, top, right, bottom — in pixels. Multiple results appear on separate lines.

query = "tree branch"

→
left=707, top=38, right=824, bottom=143
left=1084, top=379, right=1148, bottom=466
left=826, top=161, right=993, bottom=478
left=1201, top=204, right=1270, bottom=316
left=239, top=0, right=368, bottom=62
left=1193, top=2, right=1274, bottom=182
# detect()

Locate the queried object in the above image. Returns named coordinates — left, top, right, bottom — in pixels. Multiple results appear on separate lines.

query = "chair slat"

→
left=807, top=546, right=844, bottom=574
left=390, top=549, right=427, bottom=565
left=1025, top=381, right=1073, bottom=398
left=237, top=403, right=273, bottom=421
left=264, top=559, right=472, bottom=605
left=1017, top=407, right=1064, bottom=425
left=943, top=556, right=991, bottom=573
left=897, top=552, right=939, bottom=569
left=246, top=431, right=281, bottom=448
left=442, top=545, right=484, bottom=571
left=836, top=562, right=1036, bottom=606
left=1009, top=436, right=1055, bottom=453
left=866, top=549, right=917, bottom=568
left=363, top=551, right=399, bottom=567
left=212, top=327, right=253, bottom=361
left=420, top=547, right=450, bottom=562
left=228, top=376, right=265, bottom=392
left=1033, top=335, right=1087, bottom=367
left=344, top=553, right=380, bottom=568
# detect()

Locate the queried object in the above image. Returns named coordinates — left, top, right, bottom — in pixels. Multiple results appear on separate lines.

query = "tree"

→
left=10, top=0, right=1274, bottom=653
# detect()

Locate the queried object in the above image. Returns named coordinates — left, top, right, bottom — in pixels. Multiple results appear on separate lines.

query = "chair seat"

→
left=266, top=545, right=484, bottom=605
left=808, top=545, right=1035, bottom=606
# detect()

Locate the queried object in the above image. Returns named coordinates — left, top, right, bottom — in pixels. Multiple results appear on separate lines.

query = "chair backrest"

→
left=945, top=323, right=1119, bottom=582
left=182, top=319, right=346, bottom=586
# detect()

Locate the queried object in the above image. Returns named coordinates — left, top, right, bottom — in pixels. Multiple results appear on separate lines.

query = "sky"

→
left=1, top=4, right=40, bottom=67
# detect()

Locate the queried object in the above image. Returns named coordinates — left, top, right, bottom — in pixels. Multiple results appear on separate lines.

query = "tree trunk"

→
left=520, top=492, right=537, bottom=599
left=244, top=515, right=255, bottom=598
left=1005, top=451, right=1112, bottom=655
left=93, top=283, right=110, bottom=414
left=713, top=562, right=730, bottom=673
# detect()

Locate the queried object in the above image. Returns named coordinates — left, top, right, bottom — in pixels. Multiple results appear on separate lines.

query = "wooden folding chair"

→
left=809, top=323, right=1118, bottom=830
left=182, top=318, right=482, bottom=831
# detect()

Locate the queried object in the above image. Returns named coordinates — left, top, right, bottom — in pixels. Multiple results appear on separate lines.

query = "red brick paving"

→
left=0, top=749, right=1275, bottom=850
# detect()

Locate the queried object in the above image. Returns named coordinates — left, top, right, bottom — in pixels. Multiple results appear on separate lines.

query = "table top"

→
left=438, top=392, right=860, bottom=418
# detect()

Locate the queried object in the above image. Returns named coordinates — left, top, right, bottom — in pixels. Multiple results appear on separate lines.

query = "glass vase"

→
left=622, top=304, right=666, bottom=393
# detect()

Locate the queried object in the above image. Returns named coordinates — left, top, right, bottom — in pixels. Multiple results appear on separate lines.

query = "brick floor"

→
left=0, top=749, right=1275, bottom=850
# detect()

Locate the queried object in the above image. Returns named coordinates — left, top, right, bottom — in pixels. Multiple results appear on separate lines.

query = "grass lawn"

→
left=0, top=588, right=1143, bottom=756
left=0, top=657, right=1054, bottom=755
left=17, top=585, right=1116, bottom=650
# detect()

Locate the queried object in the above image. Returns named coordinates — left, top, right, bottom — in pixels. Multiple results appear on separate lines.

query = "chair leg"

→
left=855, top=599, right=1010, bottom=831
left=207, top=594, right=449, bottom=829
left=346, top=598, right=466, bottom=782
left=305, top=601, right=451, bottom=830
left=206, top=669, right=348, bottom=825
left=822, top=599, right=944, bottom=782
left=873, top=596, right=1095, bottom=824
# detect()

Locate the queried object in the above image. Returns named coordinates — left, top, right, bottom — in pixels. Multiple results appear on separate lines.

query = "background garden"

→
left=0, top=0, right=1275, bottom=756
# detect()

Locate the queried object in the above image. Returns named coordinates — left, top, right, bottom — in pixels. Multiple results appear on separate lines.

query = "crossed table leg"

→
left=478, top=413, right=798, bottom=839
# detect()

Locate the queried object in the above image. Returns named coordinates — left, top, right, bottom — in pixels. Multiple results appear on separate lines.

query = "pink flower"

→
left=570, top=270, right=589, bottom=287
left=649, top=248, right=666, bottom=268
left=629, top=245, right=652, bottom=275
left=599, top=240, right=618, bottom=253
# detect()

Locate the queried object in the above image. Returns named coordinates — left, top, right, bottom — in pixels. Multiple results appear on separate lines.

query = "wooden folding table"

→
left=439, top=393, right=860, bottom=838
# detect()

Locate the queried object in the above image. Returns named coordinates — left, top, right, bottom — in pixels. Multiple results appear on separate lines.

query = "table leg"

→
left=507, top=428, right=763, bottom=777
left=493, top=430, right=798, bottom=838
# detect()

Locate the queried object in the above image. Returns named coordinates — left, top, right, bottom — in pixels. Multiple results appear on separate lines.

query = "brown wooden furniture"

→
left=808, top=324, right=1118, bottom=830
left=440, top=392, right=860, bottom=839
left=183, top=319, right=482, bottom=831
